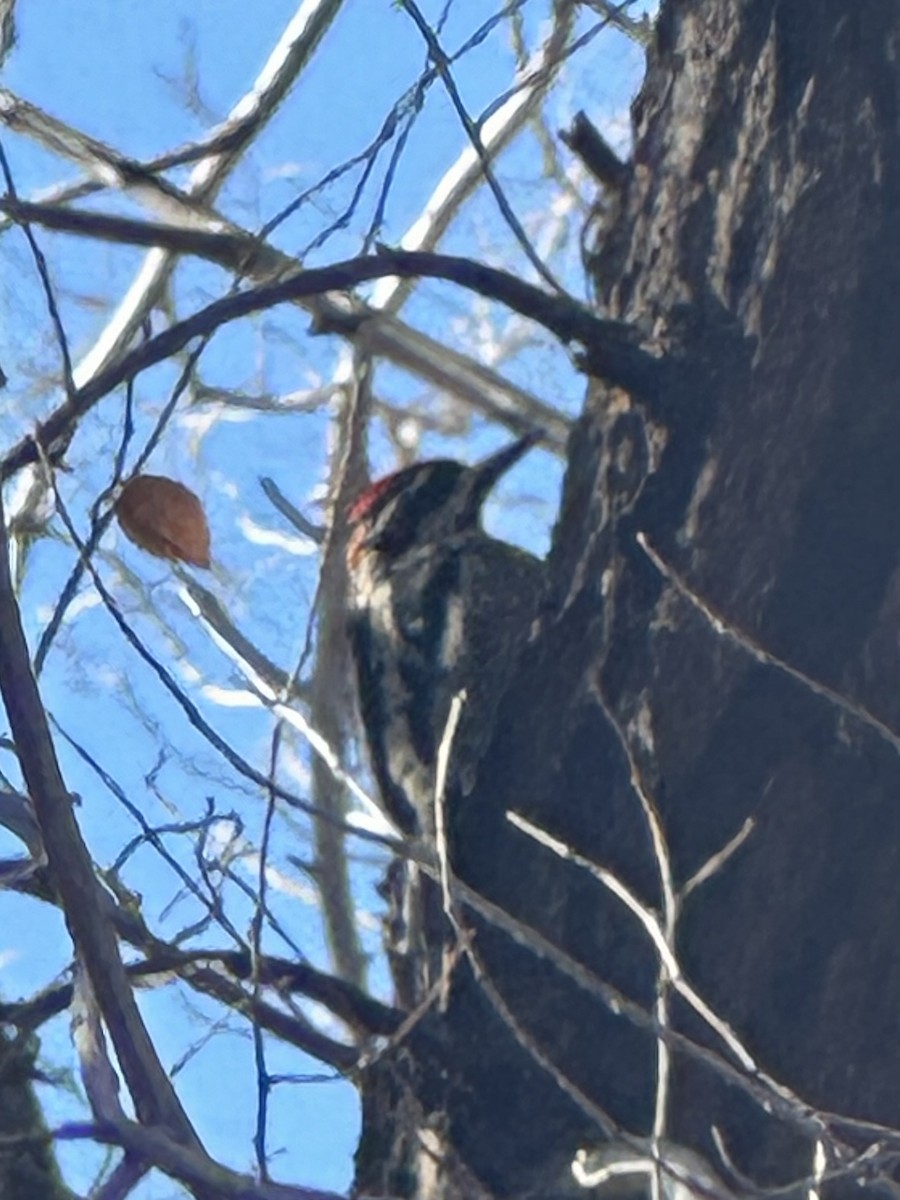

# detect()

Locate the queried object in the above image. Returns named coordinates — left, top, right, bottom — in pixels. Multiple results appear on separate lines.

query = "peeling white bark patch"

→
left=440, top=591, right=464, bottom=671
left=634, top=699, right=656, bottom=756
left=682, top=455, right=719, bottom=546
left=601, top=566, right=616, bottom=598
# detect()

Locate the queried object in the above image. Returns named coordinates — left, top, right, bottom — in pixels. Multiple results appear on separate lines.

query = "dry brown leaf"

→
left=116, top=475, right=211, bottom=568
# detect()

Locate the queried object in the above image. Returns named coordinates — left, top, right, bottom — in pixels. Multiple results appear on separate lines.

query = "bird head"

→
left=347, top=431, right=541, bottom=568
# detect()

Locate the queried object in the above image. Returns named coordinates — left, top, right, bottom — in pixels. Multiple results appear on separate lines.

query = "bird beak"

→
left=471, top=429, right=543, bottom=500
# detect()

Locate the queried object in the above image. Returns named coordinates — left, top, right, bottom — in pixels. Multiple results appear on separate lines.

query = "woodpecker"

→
left=346, top=432, right=544, bottom=839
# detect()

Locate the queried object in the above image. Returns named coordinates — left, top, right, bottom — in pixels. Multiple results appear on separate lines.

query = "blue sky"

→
left=0, top=2, right=653, bottom=1194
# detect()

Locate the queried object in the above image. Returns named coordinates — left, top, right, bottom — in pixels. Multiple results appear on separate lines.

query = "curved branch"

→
left=0, top=198, right=644, bottom=349
left=1, top=940, right=400, bottom=1045
left=1, top=194, right=572, bottom=466
left=0, top=203, right=664, bottom=480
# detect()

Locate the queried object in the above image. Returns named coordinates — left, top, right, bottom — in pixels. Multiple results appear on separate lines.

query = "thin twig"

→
left=41, top=457, right=397, bottom=849
left=582, top=0, right=652, bottom=45
left=58, top=1116, right=345, bottom=1200
left=34, top=325, right=202, bottom=676
left=506, top=811, right=818, bottom=1121
left=69, top=0, right=346, bottom=392
left=399, top=0, right=565, bottom=293
left=0, top=137, right=75, bottom=398
left=0, top=449, right=204, bottom=1151
left=53, top=715, right=249, bottom=950
left=0, top=202, right=645, bottom=359
left=370, top=0, right=577, bottom=313
left=682, top=817, right=755, bottom=899
left=637, top=533, right=900, bottom=759
left=250, top=733, right=280, bottom=1180
left=592, top=687, right=676, bottom=1200
left=0, top=198, right=570, bottom=482
left=259, top=478, right=326, bottom=544
left=434, top=690, right=466, bottom=935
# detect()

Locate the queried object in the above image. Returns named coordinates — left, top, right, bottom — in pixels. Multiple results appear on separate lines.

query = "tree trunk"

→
left=357, top=3, right=900, bottom=1196
left=0, top=1027, right=74, bottom=1200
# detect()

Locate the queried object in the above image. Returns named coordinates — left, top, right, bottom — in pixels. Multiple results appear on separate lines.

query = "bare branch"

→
left=581, top=0, right=653, bottom=45
left=0, top=140, right=75, bottom=398
left=62, top=1117, right=346, bottom=1200
left=399, top=0, right=567, bottom=293
left=71, top=964, right=128, bottom=1124
left=0, top=199, right=642, bottom=355
left=179, top=577, right=303, bottom=699
left=369, top=0, right=579, bottom=313
left=62, top=0, right=344, bottom=391
left=1, top=29, right=571, bottom=449
left=506, top=811, right=822, bottom=1135
left=259, top=477, right=327, bottom=543
left=0, top=189, right=570, bottom=476
left=42, top=468, right=397, bottom=848
left=0, top=209, right=654, bottom=481
left=2, top=947, right=400, bottom=1042
left=0, top=476, right=203, bottom=1151
left=0, top=0, right=14, bottom=68
left=560, top=110, right=629, bottom=190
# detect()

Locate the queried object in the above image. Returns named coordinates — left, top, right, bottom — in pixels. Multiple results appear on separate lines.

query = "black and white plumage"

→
left=346, top=433, right=544, bottom=838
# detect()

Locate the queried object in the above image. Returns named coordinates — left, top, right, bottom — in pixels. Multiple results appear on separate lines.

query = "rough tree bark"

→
left=356, top=4, right=900, bottom=1198
left=0, top=1027, right=74, bottom=1200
